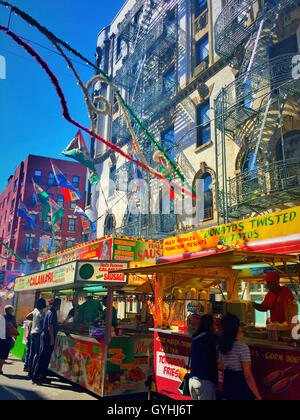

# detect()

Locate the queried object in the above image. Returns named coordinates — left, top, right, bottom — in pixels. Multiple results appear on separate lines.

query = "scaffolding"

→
left=214, top=0, right=300, bottom=222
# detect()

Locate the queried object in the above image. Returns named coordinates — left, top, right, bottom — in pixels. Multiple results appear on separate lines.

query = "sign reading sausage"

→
left=76, top=261, right=128, bottom=285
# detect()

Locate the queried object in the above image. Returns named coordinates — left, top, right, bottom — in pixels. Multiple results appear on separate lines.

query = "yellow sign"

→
left=163, top=207, right=300, bottom=256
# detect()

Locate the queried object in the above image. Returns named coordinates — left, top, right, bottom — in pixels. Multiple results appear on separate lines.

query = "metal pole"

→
left=104, top=287, right=114, bottom=346
left=220, top=88, right=228, bottom=223
left=214, top=97, right=220, bottom=226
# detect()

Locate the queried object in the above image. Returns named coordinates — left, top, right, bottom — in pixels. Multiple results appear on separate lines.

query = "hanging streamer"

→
left=0, top=26, right=197, bottom=201
left=0, top=1, right=198, bottom=199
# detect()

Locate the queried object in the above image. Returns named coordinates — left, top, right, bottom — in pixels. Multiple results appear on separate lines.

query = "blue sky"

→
left=0, top=0, right=125, bottom=192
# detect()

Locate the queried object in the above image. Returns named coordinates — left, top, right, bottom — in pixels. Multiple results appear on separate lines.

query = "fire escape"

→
left=214, top=0, right=300, bottom=221
left=112, top=0, right=181, bottom=239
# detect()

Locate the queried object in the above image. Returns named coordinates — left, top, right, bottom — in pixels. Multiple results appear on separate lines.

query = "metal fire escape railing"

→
left=215, top=53, right=300, bottom=134
left=214, top=0, right=297, bottom=62
left=214, top=0, right=300, bottom=221
left=220, top=158, right=300, bottom=219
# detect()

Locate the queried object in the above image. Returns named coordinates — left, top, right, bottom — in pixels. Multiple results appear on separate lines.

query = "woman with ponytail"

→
left=219, top=313, right=262, bottom=400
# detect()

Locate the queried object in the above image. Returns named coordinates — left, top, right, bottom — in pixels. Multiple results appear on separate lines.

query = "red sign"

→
left=154, top=331, right=192, bottom=400
left=249, top=344, right=300, bottom=400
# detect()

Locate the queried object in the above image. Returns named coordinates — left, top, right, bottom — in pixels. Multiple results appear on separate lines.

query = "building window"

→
left=25, top=236, right=34, bottom=254
left=43, top=216, right=51, bottom=232
left=70, top=201, right=76, bottom=210
left=196, top=35, right=209, bottom=66
left=195, top=0, right=207, bottom=17
left=68, top=218, right=76, bottom=232
left=163, top=66, right=176, bottom=96
left=202, top=173, right=213, bottom=219
left=109, top=165, right=116, bottom=197
left=104, top=214, right=114, bottom=236
left=13, top=179, right=18, bottom=192
left=33, top=170, right=42, bottom=184
left=48, top=172, right=55, bottom=186
left=116, top=37, right=126, bottom=58
left=196, top=100, right=211, bottom=147
left=10, top=199, right=15, bottom=213
left=57, top=194, right=64, bottom=208
left=275, top=131, right=300, bottom=161
left=53, top=239, right=61, bottom=254
left=72, top=176, right=79, bottom=188
left=241, top=152, right=259, bottom=200
left=161, top=126, right=175, bottom=160
left=66, top=239, right=75, bottom=249
left=31, top=191, right=36, bottom=207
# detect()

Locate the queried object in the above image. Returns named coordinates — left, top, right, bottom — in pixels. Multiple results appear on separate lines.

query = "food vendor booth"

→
left=13, top=234, right=162, bottom=398
left=115, top=250, right=300, bottom=400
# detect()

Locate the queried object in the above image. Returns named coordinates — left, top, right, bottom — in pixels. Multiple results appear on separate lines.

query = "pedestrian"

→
left=32, top=298, right=61, bottom=384
left=0, top=305, right=19, bottom=374
left=189, top=314, right=219, bottom=400
left=218, top=313, right=262, bottom=400
left=23, top=318, right=32, bottom=373
left=25, top=298, right=46, bottom=377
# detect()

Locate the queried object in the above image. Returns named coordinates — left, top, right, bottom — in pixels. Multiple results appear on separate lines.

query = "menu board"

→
left=163, top=206, right=300, bottom=256
left=112, top=238, right=163, bottom=263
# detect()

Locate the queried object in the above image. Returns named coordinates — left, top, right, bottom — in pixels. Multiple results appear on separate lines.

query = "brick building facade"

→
left=0, top=155, right=87, bottom=274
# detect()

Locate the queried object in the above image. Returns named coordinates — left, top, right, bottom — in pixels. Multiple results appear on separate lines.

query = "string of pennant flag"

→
left=0, top=1, right=199, bottom=201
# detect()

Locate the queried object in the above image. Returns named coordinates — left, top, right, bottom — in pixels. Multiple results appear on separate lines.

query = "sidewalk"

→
left=0, top=356, right=97, bottom=400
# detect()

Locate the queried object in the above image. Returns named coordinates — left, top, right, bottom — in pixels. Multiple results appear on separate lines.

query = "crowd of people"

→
left=0, top=271, right=297, bottom=399
left=0, top=294, right=115, bottom=385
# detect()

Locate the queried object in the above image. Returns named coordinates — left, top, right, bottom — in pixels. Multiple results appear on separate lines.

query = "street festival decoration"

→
left=17, top=201, right=36, bottom=228
left=51, top=161, right=83, bottom=202
left=38, top=235, right=52, bottom=259
left=62, top=130, right=99, bottom=185
left=0, top=2, right=199, bottom=202
left=49, top=197, right=65, bottom=234
left=74, top=205, right=96, bottom=234
left=0, top=238, right=25, bottom=265
left=32, top=179, right=51, bottom=221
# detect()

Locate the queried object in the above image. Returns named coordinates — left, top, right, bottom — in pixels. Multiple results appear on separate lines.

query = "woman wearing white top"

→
left=219, top=313, right=262, bottom=400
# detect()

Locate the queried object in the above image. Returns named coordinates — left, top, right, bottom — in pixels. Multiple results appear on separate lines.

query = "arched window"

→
left=104, top=214, right=114, bottom=236
left=201, top=173, right=213, bottom=219
left=276, top=131, right=300, bottom=162
left=159, top=188, right=176, bottom=233
left=240, top=151, right=259, bottom=200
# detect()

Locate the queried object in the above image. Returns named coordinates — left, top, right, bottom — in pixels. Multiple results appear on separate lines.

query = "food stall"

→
left=14, top=235, right=162, bottom=398
left=115, top=249, right=300, bottom=400
left=14, top=259, right=155, bottom=398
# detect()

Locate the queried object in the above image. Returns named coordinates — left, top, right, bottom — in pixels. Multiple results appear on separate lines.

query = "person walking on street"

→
left=0, top=305, right=19, bottom=374
left=25, top=298, right=46, bottom=377
left=219, top=313, right=262, bottom=400
left=189, top=314, right=219, bottom=400
left=32, top=298, right=61, bottom=384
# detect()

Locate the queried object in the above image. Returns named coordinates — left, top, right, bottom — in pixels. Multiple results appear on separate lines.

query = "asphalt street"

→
left=0, top=355, right=98, bottom=400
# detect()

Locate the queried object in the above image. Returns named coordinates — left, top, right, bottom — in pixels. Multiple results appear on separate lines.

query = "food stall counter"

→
left=14, top=259, right=154, bottom=398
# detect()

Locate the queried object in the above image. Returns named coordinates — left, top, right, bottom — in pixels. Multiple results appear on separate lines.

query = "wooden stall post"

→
left=226, top=271, right=240, bottom=301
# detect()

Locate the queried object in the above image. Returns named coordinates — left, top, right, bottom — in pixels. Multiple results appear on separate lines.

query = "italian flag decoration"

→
left=32, top=179, right=51, bottom=221
left=49, top=198, right=65, bottom=234
left=62, top=130, right=99, bottom=185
